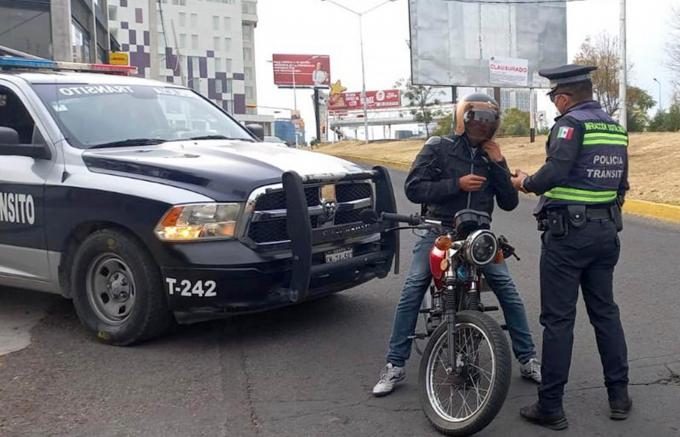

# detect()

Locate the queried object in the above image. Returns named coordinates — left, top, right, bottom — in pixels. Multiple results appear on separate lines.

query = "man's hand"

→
left=482, top=141, right=504, bottom=162
left=459, top=174, right=487, bottom=192
left=511, top=169, right=529, bottom=193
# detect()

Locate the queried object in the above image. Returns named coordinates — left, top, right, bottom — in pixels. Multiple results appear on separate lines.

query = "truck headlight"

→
left=155, top=203, right=241, bottom=241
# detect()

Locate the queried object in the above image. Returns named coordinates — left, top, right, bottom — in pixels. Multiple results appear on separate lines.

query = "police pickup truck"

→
left=0, top=57, right=398, bottom=345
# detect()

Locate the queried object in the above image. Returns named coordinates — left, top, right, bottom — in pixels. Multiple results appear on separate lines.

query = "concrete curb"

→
left=623, top=199, right=680, bottom=223
left=323, top=152, right=680, bottom=225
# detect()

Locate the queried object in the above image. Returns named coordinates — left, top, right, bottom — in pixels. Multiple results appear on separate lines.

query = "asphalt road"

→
left=1, top=168, right=679, bottom=437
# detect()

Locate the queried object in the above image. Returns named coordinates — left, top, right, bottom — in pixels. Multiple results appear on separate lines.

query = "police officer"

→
left=511, top=65, right=631, bottom=430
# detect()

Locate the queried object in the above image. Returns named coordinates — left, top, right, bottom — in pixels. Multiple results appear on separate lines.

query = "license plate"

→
left=325, top=247, right=353, bottom=264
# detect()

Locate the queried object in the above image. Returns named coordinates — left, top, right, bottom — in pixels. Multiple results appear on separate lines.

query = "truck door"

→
left=0, top=83, right=54, bottom=288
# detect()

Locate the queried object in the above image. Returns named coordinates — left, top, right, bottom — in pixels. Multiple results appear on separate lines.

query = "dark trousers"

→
left=538, top=219, right=629, bottom=415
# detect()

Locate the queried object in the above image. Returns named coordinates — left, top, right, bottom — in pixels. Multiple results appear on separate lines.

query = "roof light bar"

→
left=0, top=56, right=137, bottom=76
left=0, top=56, right=57, bottom=69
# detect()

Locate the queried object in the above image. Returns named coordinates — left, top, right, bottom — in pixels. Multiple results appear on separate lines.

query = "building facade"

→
left=108, top=0, right=258, bottom=117
left=0, top=0, right=110, bottom=64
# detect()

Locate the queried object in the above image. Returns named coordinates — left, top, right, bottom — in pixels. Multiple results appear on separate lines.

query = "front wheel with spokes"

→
left=418, top=311, right=511, bottom=436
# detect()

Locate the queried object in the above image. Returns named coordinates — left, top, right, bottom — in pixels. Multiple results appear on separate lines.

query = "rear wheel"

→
left=419, top=311, right=511, bottom=436
left=71, top=229, right=172, bottom=345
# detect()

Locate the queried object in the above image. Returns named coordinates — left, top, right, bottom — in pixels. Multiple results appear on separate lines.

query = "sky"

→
left=254, top=0, right=678, bottom=141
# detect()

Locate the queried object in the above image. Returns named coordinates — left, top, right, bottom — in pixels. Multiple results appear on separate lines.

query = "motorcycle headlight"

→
left=155, top=203, right=241, bottom=242
left=464, top=230, right=498, bottom=266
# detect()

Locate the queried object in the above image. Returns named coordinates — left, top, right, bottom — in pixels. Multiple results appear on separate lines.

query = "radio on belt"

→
left=0, top=51, right=398, bottom=345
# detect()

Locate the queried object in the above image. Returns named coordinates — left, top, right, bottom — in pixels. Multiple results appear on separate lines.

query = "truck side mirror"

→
left=0, top=127, right=51, bottom=160
left=246, top=123, right=265, bottom=141
left=0, top=126, right=19, bottom=145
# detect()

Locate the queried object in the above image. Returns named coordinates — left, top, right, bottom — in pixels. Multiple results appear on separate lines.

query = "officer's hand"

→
left=482, top=141, right=503, bottom=162
left=511, top=169, right=529, bottom=193
left=459, top=174, right=487, bottom=192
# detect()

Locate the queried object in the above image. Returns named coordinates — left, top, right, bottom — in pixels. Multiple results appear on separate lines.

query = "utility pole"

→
left=321, top=0, right=397, bottom=144
left=619, top=0, right=627, bottom=129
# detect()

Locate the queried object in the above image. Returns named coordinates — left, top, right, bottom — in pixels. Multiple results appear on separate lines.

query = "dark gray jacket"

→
left=404, top=134, right=519, bottom=223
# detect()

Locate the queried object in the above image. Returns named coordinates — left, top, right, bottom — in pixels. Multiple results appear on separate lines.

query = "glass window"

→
left=245, top=86, right=254, bottom=100
left=190, top=13, right=198, bottom=28
left=108, top=5, right=117, bottom=20
left=224, top=38, right=231, bottom=52
left=31, top=84, right=255, bottom=148
left=225, top=79, right=233, bottom=93
left=243, top=47, right=252, bottom=62
left=223, top=17, right=231, bottom=31
left=214, top=57, right=221, bottom=71
left=191, top=78, right=202, bottom=92
left=213, top=37, right=220, bottom=51
left=179, top=12, right=186, bottom=27
left=191, top=34, right=198, bottom=50
left=71, top=20, right=90, bottom=63
left=225, top=58, right=232, bottom=73
left=179, top=33, right=186, bottom=49
left=0, top=86, right=39, bottom=145
left=244, top=67, right=252, bottom=80
left=213, top=16, right=219, bottom=31
left=242, top=25, right=251, bottom=42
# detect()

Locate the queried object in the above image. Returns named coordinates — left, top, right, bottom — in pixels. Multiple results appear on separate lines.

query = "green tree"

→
left=648, top=100, right=680, bottom=132
left=573, top=33, right=622, bottom=116
left=433, top=113, right=453, bottom=137
left=499, top=108, right=530, bottom=136
left=395, top=78, right=443, bottom=137
left=626, top=86, right=656, bottom=132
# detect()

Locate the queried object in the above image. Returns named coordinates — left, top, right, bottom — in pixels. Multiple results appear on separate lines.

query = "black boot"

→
left=610, top=395, right=633, bottom=420
left=520, top=402, right=568, bottom=431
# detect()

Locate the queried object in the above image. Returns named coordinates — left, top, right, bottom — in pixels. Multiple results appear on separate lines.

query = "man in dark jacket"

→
left=373, top=93, right=540, bottom=396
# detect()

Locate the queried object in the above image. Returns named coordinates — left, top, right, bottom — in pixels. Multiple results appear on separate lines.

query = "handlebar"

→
left=380, top=212, right=424, bottom=226
left=360, top=209, right=445, bottom=229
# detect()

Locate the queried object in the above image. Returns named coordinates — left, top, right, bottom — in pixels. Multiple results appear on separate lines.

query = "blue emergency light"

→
left=0, top=55, right=136, bottom=76
left=0, top=56, right=58, bottom=70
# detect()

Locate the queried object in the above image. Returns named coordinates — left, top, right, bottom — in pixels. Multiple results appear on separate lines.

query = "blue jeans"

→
left=386, top=232, right=537, bottom=367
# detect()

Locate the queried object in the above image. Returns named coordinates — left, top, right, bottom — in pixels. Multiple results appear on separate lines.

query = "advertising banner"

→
left=272, top=54, right=331, bottom=88
left=329, top=89, right=401, bottom=111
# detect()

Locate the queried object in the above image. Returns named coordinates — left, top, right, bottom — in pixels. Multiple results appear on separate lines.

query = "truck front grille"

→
left=245, top=181, right=374, bottom=246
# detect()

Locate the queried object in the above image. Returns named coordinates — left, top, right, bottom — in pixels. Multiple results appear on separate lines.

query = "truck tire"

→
left=70, top=229, right=173, bottom=345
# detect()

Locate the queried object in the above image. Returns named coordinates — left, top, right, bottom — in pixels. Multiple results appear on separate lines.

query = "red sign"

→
left=329, top=89, right=401, bottom=111
left=272, top=54, right=331, bottom=88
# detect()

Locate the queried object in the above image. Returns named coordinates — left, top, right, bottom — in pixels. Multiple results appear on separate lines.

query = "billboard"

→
left=272, top=54, right=331, bottom=88
left=408, top=0, right=567, bottom=88
left=329, top=89, right=401, bottom=112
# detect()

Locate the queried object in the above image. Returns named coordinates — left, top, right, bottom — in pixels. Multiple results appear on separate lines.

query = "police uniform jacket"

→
left=404, top=134, right=519, bottom=222
left=524, top=100, right=629, bottom=214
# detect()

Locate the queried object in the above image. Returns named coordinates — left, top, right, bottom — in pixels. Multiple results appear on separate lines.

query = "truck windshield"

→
left=31, top=83, right=254, bottom=149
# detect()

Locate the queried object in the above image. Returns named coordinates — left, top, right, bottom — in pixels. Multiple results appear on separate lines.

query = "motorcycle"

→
left=362, top=208, right=518, bottom=436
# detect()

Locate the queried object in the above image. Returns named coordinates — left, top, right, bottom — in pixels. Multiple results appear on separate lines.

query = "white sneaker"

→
left=520, top=358, right=542, bottom=384
left=372, top=363, right=406, bottom=397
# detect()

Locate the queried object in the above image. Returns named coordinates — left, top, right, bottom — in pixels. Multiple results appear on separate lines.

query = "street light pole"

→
left=321, top=0, right=396, bottom=144
left=653, top=77, right=662, bottom=112
left=618, top=0, right=627, bottom=129
left=268, top=59, right=299, bottom=146
left=358, top=16, right=369, bottom=144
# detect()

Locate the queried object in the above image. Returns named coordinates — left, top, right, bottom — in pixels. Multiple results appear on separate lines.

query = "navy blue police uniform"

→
left=521, top=65, right=630, bottom=419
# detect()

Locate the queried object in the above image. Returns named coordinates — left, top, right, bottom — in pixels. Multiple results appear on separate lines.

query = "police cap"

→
left=538, top=64, right=597, bottom=92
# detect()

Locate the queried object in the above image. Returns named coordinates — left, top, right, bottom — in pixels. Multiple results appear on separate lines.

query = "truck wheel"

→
left=71, top=229, right=172, bottom=345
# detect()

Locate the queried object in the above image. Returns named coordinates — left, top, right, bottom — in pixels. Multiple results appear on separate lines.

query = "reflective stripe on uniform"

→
left=583, top=132, right=628, bottom=147
left=544, top=186, right=618, bottom=203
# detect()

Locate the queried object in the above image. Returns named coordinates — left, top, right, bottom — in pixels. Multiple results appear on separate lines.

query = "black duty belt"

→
left=585, top=207, right=612, bottom=220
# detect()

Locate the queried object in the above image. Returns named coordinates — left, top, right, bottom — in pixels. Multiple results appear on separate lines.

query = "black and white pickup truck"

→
left=0, top=61, right=398, bottom=345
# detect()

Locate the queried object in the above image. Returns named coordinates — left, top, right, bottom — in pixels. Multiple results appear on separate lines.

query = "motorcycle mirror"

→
left=360, top=209, right=379, bottom=224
